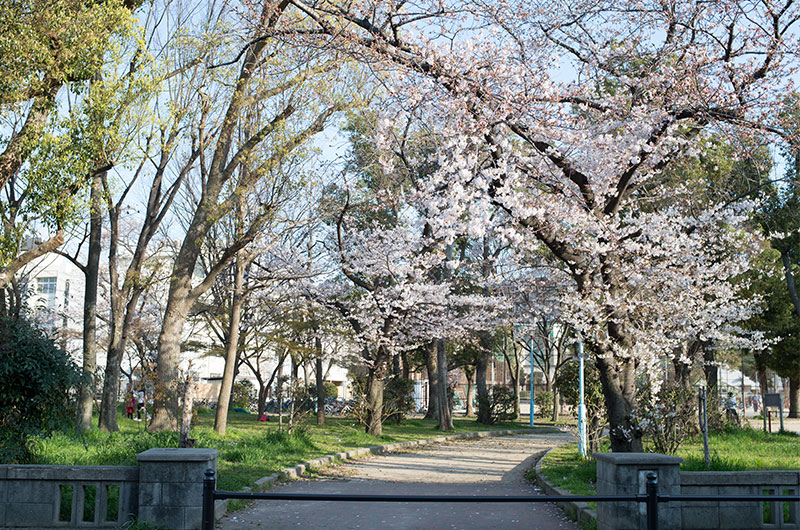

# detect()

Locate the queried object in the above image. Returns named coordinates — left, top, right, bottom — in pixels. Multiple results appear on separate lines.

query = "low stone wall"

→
left=680, top=470, right=800, bottom=529
left=595, top=453, right=800, bottom=530
left=0, top=449, right=218, bottom=529
left=0, top=464, right=139, bottom=528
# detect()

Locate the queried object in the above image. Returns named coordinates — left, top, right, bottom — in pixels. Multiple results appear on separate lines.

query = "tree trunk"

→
left=365, top=363, right=387, bottom=436
left=595, top=353, right=642, bottom=452
left=551, top=387, right=559, bottom=422
left=424, top=340, right=440, bottom=420
left=277, top=355, right=284, bottom=432
left=436, top=338, right=454, bottom=430
left=256, top=374, right=267, bottom=416
left=150, top=290, right=192, bottom=431
left=476, top=332, right=492, bottom=424
left=465, top=366, right=475, bottom=417
left=214, top=252, right=245, bottom=436
left=401, top=351, right=410, bottom=379
left=789, top=375, right=799, bottom=419
left=703, top=343, right=718, bottom=398
left=316, top=339, right=325, bottom=426
left=77, top=171, right=103, bottom=432
left=98, top=288, right=143, bottom=432
left=179, top=369, right=195, bottom=448
left=511, top=359, right=521, bottom=421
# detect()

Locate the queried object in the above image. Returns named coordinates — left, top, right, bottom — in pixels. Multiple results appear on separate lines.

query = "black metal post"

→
left=646, top=472, right=658, bottom=530
left=202, top=468, right=216, bottom=530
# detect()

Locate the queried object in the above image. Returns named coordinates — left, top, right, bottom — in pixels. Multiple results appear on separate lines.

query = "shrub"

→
left=635, top=381, right=698, bottom=455
left=382, top=377, right=415, bottom=424
left=0, top=316, right=83, bottom=462
left=478, top=385, right=516, bottom=424
left=534, top=390, right=554, bottom=418
left=349, top=374, right=415, bottom=425
left=231, top=380, right=256, bottom=410
left=323, top=381, right=339, bottom=399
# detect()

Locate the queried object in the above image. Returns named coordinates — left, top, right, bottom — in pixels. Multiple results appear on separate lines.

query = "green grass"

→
left=677, top=426, right=800, bottom=471
left=32, top=408, right=541, bottom=492
left=533, top=442, right=607, bottom=510
left=538, top=426, right=800, bottom=503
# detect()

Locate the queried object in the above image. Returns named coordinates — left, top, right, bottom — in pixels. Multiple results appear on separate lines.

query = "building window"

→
left=37, top=277, right=57, bottom=295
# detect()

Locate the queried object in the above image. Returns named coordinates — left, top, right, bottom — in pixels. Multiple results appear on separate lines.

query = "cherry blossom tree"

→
left=290, top=0, right=797, bottom=450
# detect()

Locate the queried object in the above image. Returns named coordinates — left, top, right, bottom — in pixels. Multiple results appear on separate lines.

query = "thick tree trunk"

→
left=476, top=332, right=492, bottom=424
left=99, top=288, right=143, bottom=432
left=595, top=353, right=642, bottom=452
left=365, top=365, right=386, bottom=436
left=316, top=340, right=325, bottom=426
left=256, top=375, right=267, bottom=416
left=214, top=253, right=245, bottom=435
left=436, top=338, right=453, bottom=430
left=77, top=172, right=103, bottom=432
left=150, top=290, right=192, bottom=431
left=424, top=340, right=440, bottom=420
left=401, top=351, right=410, bottom=379
left=789, top=375, right=799, bottom=419
left=99, top=311, right=125, bottom=432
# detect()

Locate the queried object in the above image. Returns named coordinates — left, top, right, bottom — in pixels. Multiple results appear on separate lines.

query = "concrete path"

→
left=218, top=430, right=578, bottom=530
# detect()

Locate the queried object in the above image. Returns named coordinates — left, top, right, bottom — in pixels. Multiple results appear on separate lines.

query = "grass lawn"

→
left=32, top=409, right=546, bottom=491
left=537, top=426, right=800, bottom=502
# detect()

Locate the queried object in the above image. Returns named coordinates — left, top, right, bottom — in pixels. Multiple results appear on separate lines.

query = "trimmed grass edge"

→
left=533, top=447, right=597, bottom=529
left=213, top=429, right=531, bottom=521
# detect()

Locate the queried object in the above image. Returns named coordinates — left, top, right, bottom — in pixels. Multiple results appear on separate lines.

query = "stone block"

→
left=139, top=461, right=187, bottom=483
left=138, top=482, right=161, bottom=506
left=162, top=481, right=203, bottom=507
left=681, top=505, right=719, bottom=529
left=6, top=479, right=51, bottom=503
left=718, top=501, right=762, bottom=529
left=185, top=505, right=203, bottom=528
left=5, top=502, right=55, bottom=526
left=139, top=505, right=184, bottom=529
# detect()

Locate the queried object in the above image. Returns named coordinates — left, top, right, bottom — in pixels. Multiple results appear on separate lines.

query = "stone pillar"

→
left=136, top=448, right=218, bottom=530
left=595, top=452, right=683, bottom=530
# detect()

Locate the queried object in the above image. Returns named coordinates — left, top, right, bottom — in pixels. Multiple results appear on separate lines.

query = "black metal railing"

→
left=201, top=469, right=800, bottom=530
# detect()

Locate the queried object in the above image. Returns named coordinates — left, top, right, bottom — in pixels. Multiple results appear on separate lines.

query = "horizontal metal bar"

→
left=659, top=495, right=800, bottom=503
left=212, top=491, right=642, bottom=503
left=211, top=491, right=800, bottom=504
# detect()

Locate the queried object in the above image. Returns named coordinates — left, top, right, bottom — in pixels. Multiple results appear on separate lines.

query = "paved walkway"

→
left=218, top=431, right=578, bottom=530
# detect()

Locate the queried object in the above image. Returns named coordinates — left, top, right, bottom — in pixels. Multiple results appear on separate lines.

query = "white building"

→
left=19, top=252, right=85, bottom=359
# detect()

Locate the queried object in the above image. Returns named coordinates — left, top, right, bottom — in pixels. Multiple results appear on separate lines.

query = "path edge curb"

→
left=533, top=446, right=597, bottom=528
left=214, top=428, right=531, bottom=520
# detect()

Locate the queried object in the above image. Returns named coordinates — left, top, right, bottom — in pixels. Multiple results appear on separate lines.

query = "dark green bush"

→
left=382, top=377, right=415, bottom=424
left=478, top=385, right=516, bottom=424
left=534, top=390, right=554, bottom=418
left=0, top=316, right=83, bottom=462
left=231, top=380, right=256, bottom=410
